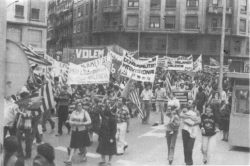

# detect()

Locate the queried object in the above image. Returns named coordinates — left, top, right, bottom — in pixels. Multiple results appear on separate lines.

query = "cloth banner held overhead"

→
left=166, top=55, right=193, bottom=71
left=119, top=54, right=158, bottom=82
left=193, top=55, right=202, bottom=72
left=67, top=60, right=110, bottom=85
left=80, top=54, right=112, bottom=71
left=44, top=54, right=68, bottom=77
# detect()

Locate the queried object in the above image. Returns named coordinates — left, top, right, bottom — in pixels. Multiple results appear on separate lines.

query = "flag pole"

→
left=219, top=0, right=226, bottom=95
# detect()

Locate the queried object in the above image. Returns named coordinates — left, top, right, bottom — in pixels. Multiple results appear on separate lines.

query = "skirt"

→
left=96, top=140, right=117, bottom=155
left=70, top=129, right=91, bottom=148
left=220, top=118, right=230, bottom=132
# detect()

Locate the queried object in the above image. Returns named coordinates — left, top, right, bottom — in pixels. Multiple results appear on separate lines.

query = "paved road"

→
left=25, top=111, right=250, bottom=166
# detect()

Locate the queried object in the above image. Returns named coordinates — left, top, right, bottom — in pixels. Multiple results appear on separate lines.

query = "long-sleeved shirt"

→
left=140, top=89, right=154, bottom=101
left=58, top=91, right=72, bottom=106
left=69, top=110, right=91, bottom=131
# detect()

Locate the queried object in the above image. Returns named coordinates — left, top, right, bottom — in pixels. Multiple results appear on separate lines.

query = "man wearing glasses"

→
left=116, top=98, right=130, bottom=155
left=180, top=100, right=201, bottom=166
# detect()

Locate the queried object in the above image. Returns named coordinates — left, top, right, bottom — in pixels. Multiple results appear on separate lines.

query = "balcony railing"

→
left=208, top=6, right=232, bottom=14
left=207, top=27, right=231, bottom=35
left=103, top=25, right=121, bottom=32
left=103, top=6, right=121, bottom=14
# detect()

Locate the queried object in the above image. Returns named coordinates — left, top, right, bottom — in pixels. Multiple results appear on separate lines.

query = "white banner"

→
left=79, top=55, right=112, bottom=71
left=193, top=55, right=202, bottom=72
left=166, top=55, right=193, bottom=71
left=67, top=63, right=110, bottom=85
left=119, top=54, right=158, bottom=82
left=44, top=54, right=68, bottom=77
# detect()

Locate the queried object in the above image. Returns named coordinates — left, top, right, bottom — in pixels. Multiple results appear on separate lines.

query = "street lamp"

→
left=7, top=0, right=19, bottom=8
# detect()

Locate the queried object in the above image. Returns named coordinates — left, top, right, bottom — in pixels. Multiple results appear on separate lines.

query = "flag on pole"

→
left=121, top=76, right=145, bottom=119
left=164, top=72, right=172, bottom=97
left=210, top=58, right=220, bottom=66
left=38, top=82, right=55, bottom=112
left=19, top=43, right=52, bottom=66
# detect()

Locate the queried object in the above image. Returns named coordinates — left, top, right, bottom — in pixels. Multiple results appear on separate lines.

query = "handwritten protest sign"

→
left=193, top=55, right=202, bottom=72
left=119, top=54, right=158, bottom=82
left=166, top=55, right=193, bottom=71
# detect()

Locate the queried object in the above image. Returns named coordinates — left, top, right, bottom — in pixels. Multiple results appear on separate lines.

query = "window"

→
left=81, top=6, right=84, bottom=16
left=78, top=6, right=81, bottom=17
left=145, top=38, right=153, bottom=50
left=150, top=0, right=161, bottom=8
left=186, top=38, right=196, bottom=51
left=185, top=16, right=198, bottom=29
left=85, top=20, right=88, bottom=32
left=94, top=18, right=97, bottom=29
left=235, top=40, right=241, bottom=52
left=234, top=89, right=249, bottom=114
left=187, top=0, right=199, bottom=7
left=211, top=18, right=218, bottom=27
left=95, top=0, right=98, bottom=10
left=209, top=39, right=217, bottom=52
left=77, top=38, right=80, bottom=46
left=128, top=0, right=139, bottom=7
left=31, top=8, right=40, bottom=20
left=157, top=39, right=166, bottom=50
left=240, top=0, right=247, bottom=12
left=127, top=15, right=139, bottom=28
left=171, top=38, right=178, bottom=50
left=27, top=30, right=42, bottom=48
left=86, top=4, right=89, bottom=15
left=74, top=9, right=76, bottom=19
left=73, top=24, right=76, bottom=33
left=129, top=36, right=138, bottom=49
left=212, top=0, right=222, bottom=6
left=240, top=19, right=246, bottom=32
left=77, top=22, right=80, bottom=32
left=165, top=16, right=175, bottom=29
left=15, top=5, right=24, bottom=17
left=246, top=41, right=249, bottom=53
left=149, top=16, right=160, bottom=28
left=7, top=27, right=22, bottom=43
left=166, top=0, right=176, bottom=8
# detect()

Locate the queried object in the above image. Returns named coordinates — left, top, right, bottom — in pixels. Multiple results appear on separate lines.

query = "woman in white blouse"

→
left=64, top=100, right=92, bottom=164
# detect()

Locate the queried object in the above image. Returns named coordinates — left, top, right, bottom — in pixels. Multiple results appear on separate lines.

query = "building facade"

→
left=72, top=0, right=93, bottom=47
left=92, top=0, right=249, bottom=65
left=47, top=0, right=73, bottom=59
left=7, top=0, right=48, bottom=55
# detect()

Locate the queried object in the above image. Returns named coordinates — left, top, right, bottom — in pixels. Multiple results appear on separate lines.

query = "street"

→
left=25, top=111, right=250, bottom=166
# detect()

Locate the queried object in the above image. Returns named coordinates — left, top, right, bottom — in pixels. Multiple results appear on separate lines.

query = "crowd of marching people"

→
left=3, top=66, right=235, bottom=166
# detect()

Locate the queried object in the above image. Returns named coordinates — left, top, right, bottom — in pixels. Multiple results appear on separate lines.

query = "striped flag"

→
left=19, top=43, right=52, bottom=66
left=103, top=55, right=112, bottom=71
left=39, top=82, right=55, bottom=112
left=210, top=58, right=220, bottom=66
left=164, top=72, right=172, bottom=97
left=129, top=89, right=145, bottom=119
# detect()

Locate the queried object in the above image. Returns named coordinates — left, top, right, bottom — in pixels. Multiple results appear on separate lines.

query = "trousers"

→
left=156, top=101, right=165, bottom=124
left=166, top=130, right=178, bottom=161
left=57, top=105, right=71, bottom=134
left=16, top=128, right=32, bottom=156
left=201, top=134, right=217, bottom=164
left=182, top=129, right=195, bottom=165
left=116, top=122, right=128, bottom=154
left=142, top=100, right=151, bottom=123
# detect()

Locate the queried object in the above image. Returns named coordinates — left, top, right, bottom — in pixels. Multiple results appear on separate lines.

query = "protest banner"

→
left=193, top=55, right=202, bottom=72
left=119, top=54, right=158, bottom=82
left=107, top=45, right=137, bottom=58
left=166, top=55, right=193, bottom=71
left=67, top=62, right=110, bottom=85
left=62, top=46, right=107, bottom=64
left=44, top=54, right=68, bottom=77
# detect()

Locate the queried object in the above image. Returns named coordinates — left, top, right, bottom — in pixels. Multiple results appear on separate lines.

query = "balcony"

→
left=207, top=27, right=231, bottom=35
left=103, top=25, right=121, bottom=32
left=208, top=6, right=232, bottom=14
left=103, top=6, right=121, bottom=14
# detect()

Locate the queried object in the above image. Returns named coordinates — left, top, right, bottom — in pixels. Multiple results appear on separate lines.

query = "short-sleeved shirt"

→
left=116, top=106, right=130, bottom=123
left=4, top=100, right=19, bottom=126
left=201, top=114, right=216, bottom=136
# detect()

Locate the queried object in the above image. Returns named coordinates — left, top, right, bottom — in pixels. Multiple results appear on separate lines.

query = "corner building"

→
left=92, top=0, right=249, bottom=66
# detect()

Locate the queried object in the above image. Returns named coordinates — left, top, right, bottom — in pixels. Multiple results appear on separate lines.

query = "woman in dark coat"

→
left=220, top=96, right=232, bottom=142
left=96, top=108, right=117, bottom=166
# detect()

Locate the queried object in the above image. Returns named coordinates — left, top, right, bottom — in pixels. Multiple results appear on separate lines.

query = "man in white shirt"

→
left=140, top=84, right=154, bottom=124
left=153, top=83, right=167, bottom=126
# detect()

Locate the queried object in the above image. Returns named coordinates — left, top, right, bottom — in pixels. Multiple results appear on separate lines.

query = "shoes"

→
left=107, top=163, right=112, bottom=166
left=221, top=138, right=226, bottom=141
left=98, top=162, right=106, bottom=166
left=116, top=153, right=123, bottom=156
left=55, top=133, right=62, bottom=136
left=24, top=154, right=31, bottom=160
left=82, top=157, right=87, bottom=162
left=169, top=160, right=173, bottom=165
left=204, top=160, right=207, bottom=164
left=51, top=122, right=55, bottom=130
left=124, top=145, right=128, bottom=151
left=152, top=123, right=158, bottom=126
left=42, top=128, right=46, bottom=132
left=63, top=160, right=72, bottom=164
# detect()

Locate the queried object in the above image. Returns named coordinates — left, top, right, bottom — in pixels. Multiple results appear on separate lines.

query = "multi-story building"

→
left=72, top=0, right=93, bottom=47
left=47, top=0, right=73, bottom=59
left=6, top=0, right=48, bottom=55
left=92, top=0, right=249, bottom=67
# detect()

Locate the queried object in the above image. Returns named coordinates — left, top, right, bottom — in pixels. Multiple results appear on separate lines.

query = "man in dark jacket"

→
left=195, top=87, right=207, bottom=114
